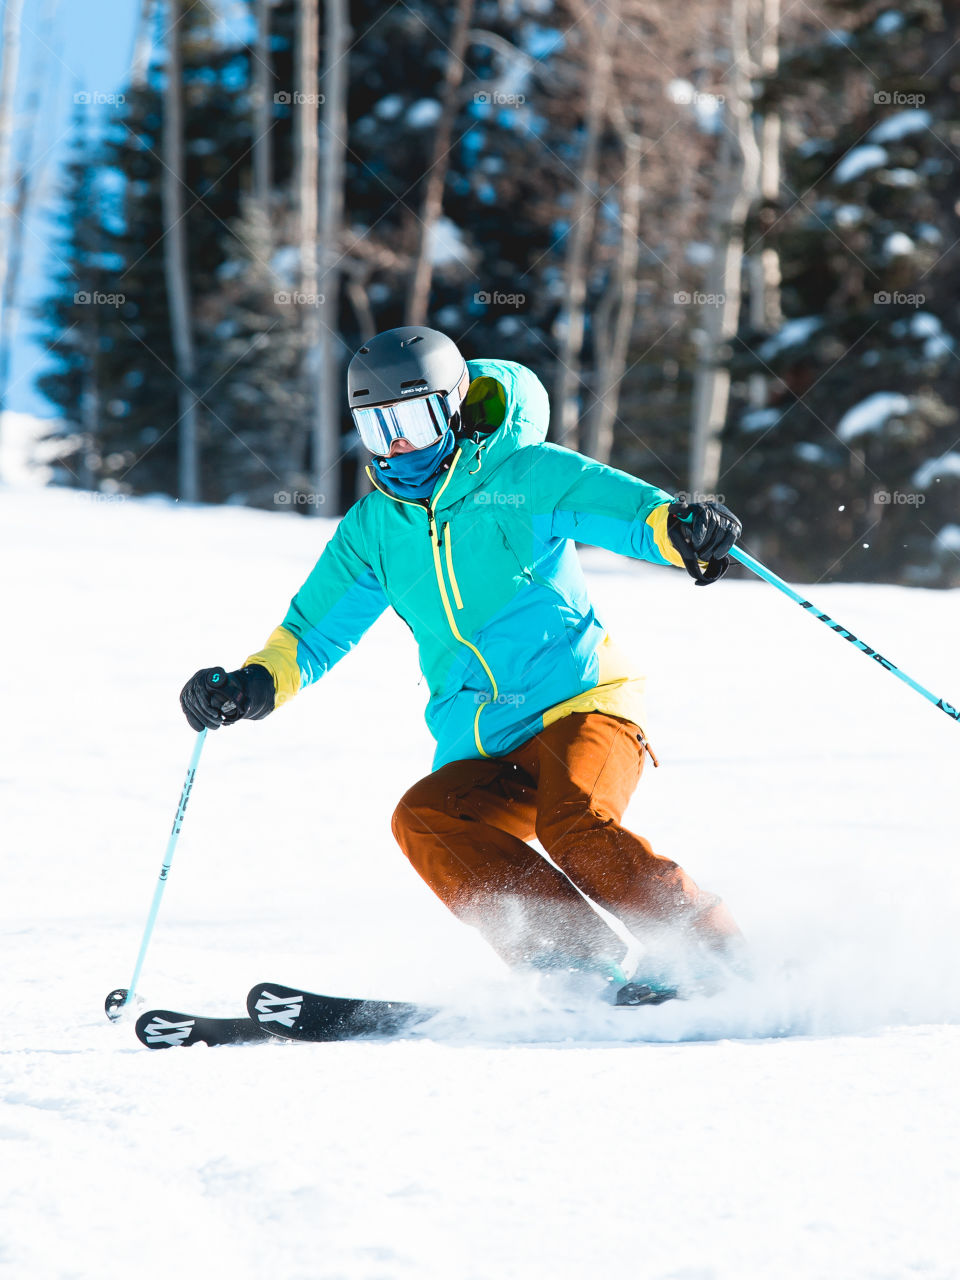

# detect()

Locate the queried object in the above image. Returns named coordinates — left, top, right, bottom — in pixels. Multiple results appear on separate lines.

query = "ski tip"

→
left=134, top=1008, right=274, bottom=1049
left=135, top=1009, right=195, bottom=1049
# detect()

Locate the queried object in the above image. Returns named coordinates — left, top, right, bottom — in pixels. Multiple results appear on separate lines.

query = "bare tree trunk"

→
left=162, top=0, right=201, bottom=501
left=748, top=0, right=782, bottom=408
left=553, top=5, right=608, bottom=449
left=0, top=0, right=45, bottom=413
left=0, top=0, right=25, bottom=408
left=129, top=0, right=156, bottom=89
left=79, top=335, right=100, bottom=491
left=688, top=0, right=760, bottom=496
left=252, top=0, right=273, bottom=216
left=404, top=0, right=474, bottom=326
left=581, top=95, right=642, bottom=463
left=313, top=0, right=347, bottom=512
left=295, top=0, right=319, bottom=483
left=0, top=92, right=35, bottom=411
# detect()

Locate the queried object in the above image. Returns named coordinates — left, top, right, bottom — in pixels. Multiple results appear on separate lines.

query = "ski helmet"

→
left=347, top=327, right=469, bottom=455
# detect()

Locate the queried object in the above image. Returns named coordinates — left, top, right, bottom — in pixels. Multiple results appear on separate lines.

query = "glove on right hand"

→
left=179, top=665, right=275, bottom=732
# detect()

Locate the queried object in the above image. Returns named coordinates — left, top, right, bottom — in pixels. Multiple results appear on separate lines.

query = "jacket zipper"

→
left=366, top=454, right=498, bottom=756
left=443, top=524, right=464, bottom=609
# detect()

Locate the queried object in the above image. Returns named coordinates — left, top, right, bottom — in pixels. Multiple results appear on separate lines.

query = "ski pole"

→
left=730, top=545, right=960, bottom=724
left=104, top=674, right=222, bottom=1020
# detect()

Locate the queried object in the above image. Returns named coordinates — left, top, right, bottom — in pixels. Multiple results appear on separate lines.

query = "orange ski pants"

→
left=392, top=712, right=740, bottom=971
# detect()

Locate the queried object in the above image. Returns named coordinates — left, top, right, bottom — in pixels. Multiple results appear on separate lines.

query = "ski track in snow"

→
left=2, top=489, right=959, bottom=1279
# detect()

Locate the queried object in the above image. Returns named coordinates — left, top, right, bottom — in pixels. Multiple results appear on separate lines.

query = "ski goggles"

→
left=352, top=389, right=462, bottom=456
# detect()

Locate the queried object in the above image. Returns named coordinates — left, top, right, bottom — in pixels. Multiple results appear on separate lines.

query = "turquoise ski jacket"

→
left=246, top=359, right=687, bottom=768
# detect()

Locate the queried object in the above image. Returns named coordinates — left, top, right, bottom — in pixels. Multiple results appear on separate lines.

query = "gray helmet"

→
left=347, top=326, right=467, bottom=409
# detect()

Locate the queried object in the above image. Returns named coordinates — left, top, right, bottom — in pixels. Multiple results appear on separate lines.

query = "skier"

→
left=180, top=328, right=744, bottom=1000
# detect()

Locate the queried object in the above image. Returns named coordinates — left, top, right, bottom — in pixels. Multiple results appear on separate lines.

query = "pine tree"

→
left=724, top=0, right=960, bottom=585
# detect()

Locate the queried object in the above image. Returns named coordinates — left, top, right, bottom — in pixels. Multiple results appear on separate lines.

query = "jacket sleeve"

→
left=244, top=503, right=388, bottom=707
left=527, top=442, right=686, bottom=568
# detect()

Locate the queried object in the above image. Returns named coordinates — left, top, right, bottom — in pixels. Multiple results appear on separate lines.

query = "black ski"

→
left=135, top=1008, right=274, bottom=1049
left=246, top=981, right=435, bottom=1042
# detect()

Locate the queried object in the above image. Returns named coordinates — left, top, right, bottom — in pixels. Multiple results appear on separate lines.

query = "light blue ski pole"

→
left=730, top=545, right=959, bottom=724
left=105, top=724, right=209, bottom=1020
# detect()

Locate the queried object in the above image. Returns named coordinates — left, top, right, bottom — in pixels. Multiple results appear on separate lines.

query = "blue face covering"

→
left=377, top=427, right=456, bottom=500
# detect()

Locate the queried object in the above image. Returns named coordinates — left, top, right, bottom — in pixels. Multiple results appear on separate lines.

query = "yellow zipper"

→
left=368, top=453, right=497, bottom=756
left=444, top=525, right=464, bottom=609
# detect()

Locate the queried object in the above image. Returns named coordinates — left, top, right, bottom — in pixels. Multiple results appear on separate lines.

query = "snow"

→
left=269, top=245, right=299, bottom=284
left=759, top=315, right=822, bottom=359
left=3, top=489, right=960, bottom=1279
left=685, top=241, right=714, bottom=265
left=833, top=203, right=863, bottom=226
left=836, top=391, right=911, bottom=441
left=521, top=25, right=564, bottom=60
left=868, top=109, right=932, bottom=144
left=407, top=98, right=442, bottom=128
left=914, top=452, right=960, bottom=488
left=794, top=442, right=827, bottom=463
left=0, top=411, right=58, bottom=486
left=740, top=407, right=781, bottom=433
left=666, top=79, right=723, bottom=132
left=833, top=145, right=888, bottom=184
left=374, top=93, right=404, bottom=120
left=883, top=167, right=919, bottom=186
left=935, top=523, right=960, bottom=552
left=667, top=78, right=696, bottom=104
left=427, top=216, right=471, bottom=268
left=874, top=11, right=905, bottom=34
left=907, top=311, right=955, bottom=360
left=883, top=231, right=915, bottom=258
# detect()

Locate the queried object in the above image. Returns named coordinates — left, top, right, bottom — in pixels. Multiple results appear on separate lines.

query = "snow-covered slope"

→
left=2, top=488, right=958, bottom=1279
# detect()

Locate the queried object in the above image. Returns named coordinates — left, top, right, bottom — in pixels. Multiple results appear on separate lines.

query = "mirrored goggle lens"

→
left=352, top=392, right=453, bottom=455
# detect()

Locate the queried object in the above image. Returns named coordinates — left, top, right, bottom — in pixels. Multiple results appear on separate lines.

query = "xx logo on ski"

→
left=143, top=1016, right=195, bottom=1046
left=254, top=991, right=303, bottom=1028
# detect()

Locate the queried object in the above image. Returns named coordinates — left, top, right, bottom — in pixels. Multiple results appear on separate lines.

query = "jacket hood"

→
left=434, top=358, right=549, bottom=509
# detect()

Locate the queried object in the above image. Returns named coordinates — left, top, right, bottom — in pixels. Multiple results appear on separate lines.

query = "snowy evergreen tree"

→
left=725, top=0, right=960, bottom=584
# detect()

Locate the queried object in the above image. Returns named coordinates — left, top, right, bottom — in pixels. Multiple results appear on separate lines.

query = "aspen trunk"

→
left=162, top=0, right=201, bottom=502
left=252, top=0, right=273, bottom=215
left=553, top=7, right=608, bottom=449
left=313, top=0, right=348, bottom=512
left=0, top=0, right=25, bottom=389
left=688, top=0, right=760, bottom=496
left=404, top=0, right=474, bottom=326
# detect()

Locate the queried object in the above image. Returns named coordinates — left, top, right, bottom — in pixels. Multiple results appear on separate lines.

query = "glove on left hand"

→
left=667, top=499, right=742, bottom=585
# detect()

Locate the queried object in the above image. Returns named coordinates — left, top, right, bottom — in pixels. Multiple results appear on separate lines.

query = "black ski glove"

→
left=667, top=499, right=742, bottom=586
left=180, top=664, right=275, bottom=732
